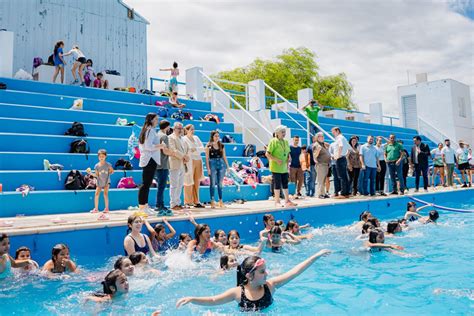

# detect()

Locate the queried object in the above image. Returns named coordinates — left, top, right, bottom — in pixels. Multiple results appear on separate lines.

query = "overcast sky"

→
left=126, top=0, right=473, bottom=115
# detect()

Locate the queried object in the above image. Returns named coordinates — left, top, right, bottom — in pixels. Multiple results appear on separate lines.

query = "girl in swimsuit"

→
left=187, top=224, right=222, bottom=258
left=14, top=246, right=39, bottom=274
left=176, top=249, right=331, bottom=311
left=404, top=202, right=433, bottom=222
left=129, top=252, right=161, bottom=276
left=265, top=226, right=300, bottom=253
left=144, top=218, right=176, bottom=254
left=220, top=254, right=239, bottom=271
left=189, top=215, right=227, bottom=246
left=178, top=233, right=192, bottom=251
left=160, top=62, right=179, bottom=93
left=284, top=220, right=313, bottom=241
left=42, top=244, right=78, bottom=277
left=123, top=215, right=157, bottom=257
left=0, top=234, right=34, bottom=279
left=364, top=229, right=406, bottom=256
left=113, top=257, right=135, bottom=277
left=86, top=269, right=129, bottom=302
left=258, top=214, right=276, bottom=240
left=224, top=230, right=263, bottom=256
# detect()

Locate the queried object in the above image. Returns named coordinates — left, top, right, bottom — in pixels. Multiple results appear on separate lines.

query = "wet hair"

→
left=275, top=220, right=284, bottom=227
left=98, top=149, right=107, bottom=156
left=139, top=113, right=158, bottom=144
left=387, top=221, right=401, bottom=234
left=359, top=211, right=371, bottom=221
left=367, top=217, right=380, bottom=228
left=51, top=244, right=69, bottom=263
left=102, top=269, right=124, bottom=295
left=126, top=215, right=141, bottom=234
left=194, top=224, right=210, bottom=244
left=159, top=119, right=170, bottom=130
left=53, top=41, right=64, bottom=55
left=269, top=226, right=282, bottom=235
left=0, top=233, right=8, bottom=242
left=214, top=229, right=225, bottom=241
left=179, top=233, right=190, bottom=242
left=173, top=62, right=178, bottom=68
left=369, top=229, right=384, bottom=244
left=86, top=59, right=93, bottom=66
left=236, top=256, right=261, bottom=286
left=154, top=224, right=166, bottom=240
left=114, top=257, right=129, bottom=270
left=207, top=130, right=223, bottom=151
left=15, top=246, right=30, bottom=259
left=429, top=210, right=439, bottom=222
left=263, top=214, right=274, bottom=227
left=285, top=220, right=297, bottom=231
left=362, top=222, right=374, bottom=234
left=226, top=230, right=240, bottom=245
left=129, top=252, right=145, bottom=265
left=220, top=255, right=230, bottom=269
left=406, top=202, right=416, bottom=212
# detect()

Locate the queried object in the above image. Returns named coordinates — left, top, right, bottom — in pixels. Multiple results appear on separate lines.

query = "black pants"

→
left=273, top=172, right=289, bottom=190
left=348, top=168, right=361, bottom=195
left=271, top=176, right=285, bottom=198
left=376, top=160, right=386, bottom=192
left=138, top=158, right=157, bottom=205
left=414, top=163, right=429, bottom=190
left=335, top=157, right=350, bottom=196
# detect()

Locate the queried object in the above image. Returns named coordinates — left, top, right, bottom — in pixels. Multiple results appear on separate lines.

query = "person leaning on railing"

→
left=302, top=99, right=324, bottom=137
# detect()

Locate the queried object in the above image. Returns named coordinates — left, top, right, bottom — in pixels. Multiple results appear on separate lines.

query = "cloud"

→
left=126, top=0, right=473, bottom=115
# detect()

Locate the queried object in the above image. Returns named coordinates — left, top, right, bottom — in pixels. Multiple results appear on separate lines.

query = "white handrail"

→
left=263, top=82, right=335, bottom=142
left=199, top=70, right=273, bottom=138
left=418, top=117, right=457, bottom=149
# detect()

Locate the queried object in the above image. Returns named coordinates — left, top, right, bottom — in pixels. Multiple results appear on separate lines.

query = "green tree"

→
left=213, top=47, right=354, bottom=110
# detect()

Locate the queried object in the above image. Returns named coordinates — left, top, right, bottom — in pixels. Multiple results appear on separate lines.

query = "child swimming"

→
left=176, top=249, right=331, bottom=311
left=284, top=220, right=313, bottom=240
left=42, top=243, right=78, bottom=276
left=404, top=202, right=439, bottom=224
left=113, top=257, right=135, bottom=277
left=224, top=230, right=263, bottom=256
left=0, top=234, right=34, bottom=279
left=364, top=229, right=405, bottom=256
left=178, top=233, right=192, bottom=251
left=265, top=226, right=300, bottom=253
left=15, top=246, right=39, bottom=273
left=129, top=252, right=161, bottom=276
left=187, top=224, right=222, bottom=258
left=220, top=254, right=239, bottom=271
left=86, top=269, right=129, bottom=302
left=144, top=218, right=176, bottom=254
left=259, top=214, right=276, bottom=239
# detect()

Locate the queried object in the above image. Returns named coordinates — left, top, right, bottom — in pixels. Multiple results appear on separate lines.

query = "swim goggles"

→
left=249, top=258, right=266, bottom=274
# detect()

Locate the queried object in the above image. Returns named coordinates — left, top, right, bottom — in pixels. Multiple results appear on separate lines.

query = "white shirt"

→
left=329, top=142, right=338, bottom=165
left=138, top=128, right=161, bottom=167
left=182, top=135, right=204, bottom=160
left=375, top=144, right=385, bottom=161
left=68, top=48, right=85, bottom=60
left=441, top=146, right=456, bottom=164
left=335, top=134, right=350, bottom=158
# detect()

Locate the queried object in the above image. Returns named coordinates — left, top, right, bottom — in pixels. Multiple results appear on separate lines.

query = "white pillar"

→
left=0, top=31, right=14, bottom=78
left=298, top=88, right=313, bottom=110
left=369, top=102, right=383, bottom=124
left=248, top=79, right=265, bottom=111
left=185, top=67, right=204, bottom=101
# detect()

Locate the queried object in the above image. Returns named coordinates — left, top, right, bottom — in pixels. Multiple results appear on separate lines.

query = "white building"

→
left=398, top=75, right=473, bottom=146
left=0, top=0, right=148, bottom=88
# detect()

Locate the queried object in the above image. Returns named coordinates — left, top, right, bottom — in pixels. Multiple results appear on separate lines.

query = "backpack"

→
left=0, top=82, right=6, bottom=90
left=84, top=173, right=97, bottom=190
left=47, top=54, right=54, bottom=65
left=157, top=107, right=169, bottom=118
left=65, top=122, right=86, bottom=137
left=140, top=89, right=154, bottom=95
left=222, top=135, right=235, bottom=143
left=65, top=170, right=85, bottom=190
left=249, top=157, right=264, bottom=169
left=182, top=111, right=193, bottom=120
left=105, top=70, right=120, bottom=76
left=170, top=110, right=185, bottom=121
left=70, top=139, right=90, bottom=154
left=117, top=177, right=138, bottom=189
left=256, top=150, right=266, bottom=158
left=115, top=158, right=133, bottom=170
left=203, top=113, right=220, bottom=123
left=243, top=144, right=256, bottom=157
left=33, top=57, right=43, bottom=69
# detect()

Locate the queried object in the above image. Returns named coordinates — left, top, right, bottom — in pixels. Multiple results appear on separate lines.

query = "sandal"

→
left=165, top=209, right=174, bottom=216
left=103, top=208, right=110, bottom=213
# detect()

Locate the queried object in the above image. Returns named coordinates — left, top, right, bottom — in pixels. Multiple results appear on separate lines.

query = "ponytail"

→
left=236, top=256, right=261, bottom=286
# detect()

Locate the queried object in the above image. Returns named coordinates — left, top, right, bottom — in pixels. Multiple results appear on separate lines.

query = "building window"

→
left=458, top=97, right=466, bottom=118
left=127, top=8, right=134, bottom=20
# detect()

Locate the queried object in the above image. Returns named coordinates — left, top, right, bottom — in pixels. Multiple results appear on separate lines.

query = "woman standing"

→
left=431, top=143, right=445, bottom=186
left=205, top=130, right=230, bottom=208
left=347, top=136, right=361, bottom=196
left=62, top=45, right=87, bottom=86
left=52, top=41, right=66, bottom=83
left=183, top=124, right=205, bottom=208
left=265, top=125, right=296, bottom=208
left=375, top=136, right=387, bottom=196
left=138, top=113, right=164, bottom=215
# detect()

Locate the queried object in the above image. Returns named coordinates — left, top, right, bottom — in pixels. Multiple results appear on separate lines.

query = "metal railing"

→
left=199, top=71, right=273, bottom=143
left=418, top=117, right=457, bottom=149
left=263, top=82, right=335, bottom=144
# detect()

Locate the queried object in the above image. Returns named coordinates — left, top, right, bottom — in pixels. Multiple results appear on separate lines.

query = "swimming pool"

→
left=2, top=190, right=474, bottom=315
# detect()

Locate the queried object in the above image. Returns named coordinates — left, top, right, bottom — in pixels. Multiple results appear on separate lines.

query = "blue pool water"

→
left=1, top=193, right=474, bottom=315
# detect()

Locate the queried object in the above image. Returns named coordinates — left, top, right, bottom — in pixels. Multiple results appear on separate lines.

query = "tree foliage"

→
left=213, top=47, right=355, bottom=110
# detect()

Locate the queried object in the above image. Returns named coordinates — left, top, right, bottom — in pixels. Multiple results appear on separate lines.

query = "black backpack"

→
left=256, top=150, right=266, bottom=158
left=243, top=144, right=256, bottom=157
left=0, top=82, right=6, bottom=90
left=47, top=54, right=54, bottom=65
left=65, top=122, right=87, bottom=137
left=222, top=135, right=235, bottom=143
left=65, top=170, right=85, bottom=190
left=115, top=158, right=133, bottom=170
left=70, top=139, right=90, bottom=154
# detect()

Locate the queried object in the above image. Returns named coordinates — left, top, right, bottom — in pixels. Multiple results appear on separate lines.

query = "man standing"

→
left=313, top=132, right=331, bottom=199
left=359, top=135, right=380, bottom=196
left=442, top=139, right=456, bottom=187
left=456, top=140, right=471, bottom=187
left=289, top=136, right=304, bottom=198
left=155, top=120, right=172, bottom=213
left=384, top=134, right=405, bottom=195
left=302, top=99, right=324, bottom=137
left=331, top=127, right=351, bottom=198
left=329, top=140, right=341, bottom=197
left=168, top=122, right=189, bottom=211
left=410, top=136, right=431, bottom=192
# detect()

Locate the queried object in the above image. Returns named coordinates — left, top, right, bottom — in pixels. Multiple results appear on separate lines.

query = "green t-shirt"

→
left=267, top=138, right=290, bottom=173
left=305, top=105, right=321, bottom=124
left=384, top=142, right=404, bottom=161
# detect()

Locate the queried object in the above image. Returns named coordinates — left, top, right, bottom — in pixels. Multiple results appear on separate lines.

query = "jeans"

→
left=336, top=157, right=350, bottom=196
left=307, top=165, right=316, bottom=196
left=387, top=161, right=405, bottom=193
left=303, top=170, right=311, bottom=195
left=138, top=158, right=157, bottom=205
left=332, top=164, right=341, bottom=195
left=155, top=168, right=169, bottom=209
left=309, top=123, right=318, bottom=137
left=414, top=163, right=429, bottom=190
left=209, top=158, right=225, bottom=200
left=361, top=167, right=377, bottom=195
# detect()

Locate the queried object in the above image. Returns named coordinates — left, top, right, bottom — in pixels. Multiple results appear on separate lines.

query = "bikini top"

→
left=239, top=284, right=273, bottom=312
left=194, top=240, right=213, bottom=255
left=126, top=234, right=150, bottom=255
left=152, top=238, right=171, bottom=254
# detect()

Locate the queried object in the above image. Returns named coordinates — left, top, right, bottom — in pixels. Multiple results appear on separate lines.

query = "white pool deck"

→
left=1, top=186, right=472, bottom=236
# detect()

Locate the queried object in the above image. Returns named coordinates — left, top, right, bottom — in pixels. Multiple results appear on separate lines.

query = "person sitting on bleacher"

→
left=93, top=72, right=109, bottom=89
left=169, top=92, right=185, bottom=109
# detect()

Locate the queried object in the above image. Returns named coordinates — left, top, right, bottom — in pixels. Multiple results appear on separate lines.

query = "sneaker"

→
left=424, top=189, right=429, bottom=192
left=318, top=195, right=326, bottom=199
left=462, top=184, right=468, bottom=188
left=194, top=203, right=205, bottom=208
left=370, top=194, right=377, bottom=197
left=90, top=208, right=99, bottom=213
left=414, top=189, right=419, bottom=193
left=390, top=191, right=398, bottom=195
left=97, top=213, right=110, bottom=221
left=70, top=79, right=79, bottom=85
left=400, top=191, right=405, bottom=195
left=79, top=82, right=85, bottom=87
left=379, top=192, right=387, bottom=196
left=103, top=208, right=110, bottom=213
left=324, top=194, right=330, bottom=199
left=144, top=207, right=157, bottom=216
left=171, top=205, right=183, bottom=211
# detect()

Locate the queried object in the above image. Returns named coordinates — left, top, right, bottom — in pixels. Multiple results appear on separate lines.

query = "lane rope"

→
left=408, top=196, right=474, bottom=213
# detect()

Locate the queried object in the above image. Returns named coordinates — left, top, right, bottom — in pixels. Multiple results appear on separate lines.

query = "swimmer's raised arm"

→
left=365, top=241, right=404, bottom=250
left=176, top=287, right=239, bottom=308
left=267, top=249, right=331, bottom=290
left=404, top=211, right=421, bottom=220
